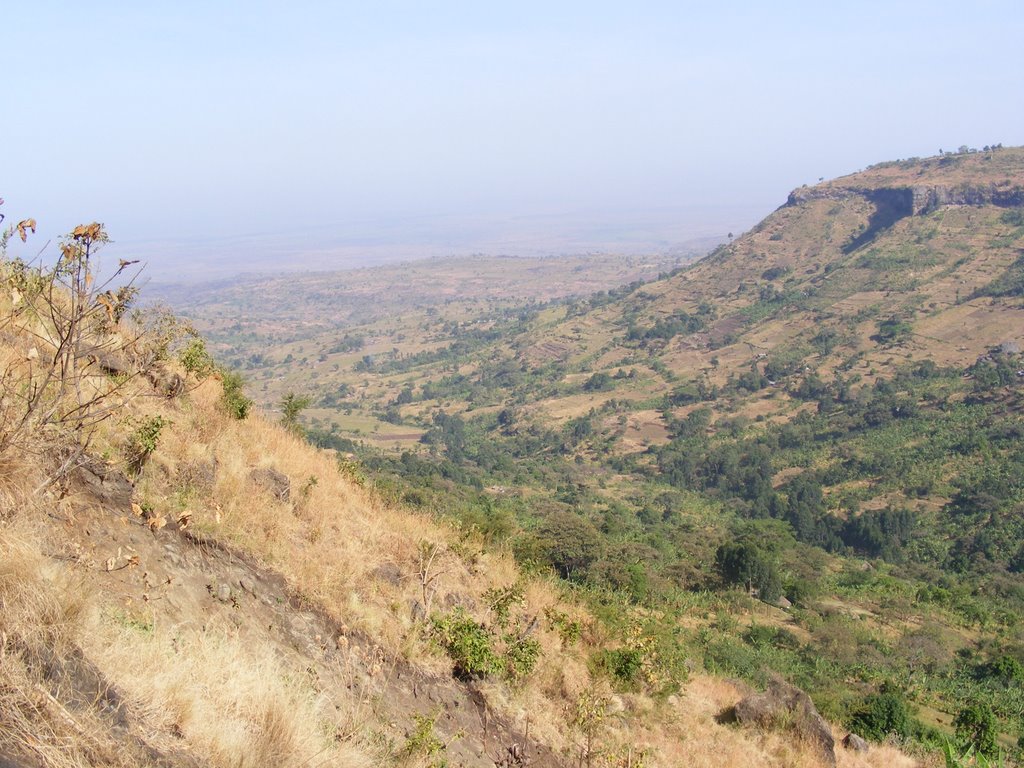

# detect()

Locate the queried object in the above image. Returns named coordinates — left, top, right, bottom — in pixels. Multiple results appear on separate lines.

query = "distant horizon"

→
left=3, top=2, right=1022, bottom=282
left=130, top=201, right=756, bottom=283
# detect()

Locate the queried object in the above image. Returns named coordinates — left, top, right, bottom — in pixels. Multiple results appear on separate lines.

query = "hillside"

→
left=161, top=147, right=1024, bottom=762
left=0, top=219, right=921, bottom=765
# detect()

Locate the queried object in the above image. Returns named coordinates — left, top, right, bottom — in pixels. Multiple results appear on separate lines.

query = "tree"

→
left=849, top=691, right=910, bottom=741
left=715, top=542, right=782, bottom=603
left=954, top=701, right=999, bottom=757
left=538, top=512, right=603, bottom=580
left=280, top=392, right=311, bottom=436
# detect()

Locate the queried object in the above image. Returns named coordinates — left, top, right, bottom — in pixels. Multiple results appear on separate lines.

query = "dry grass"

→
left=0, top=523, right=134, bottom=768
left=88, top=619, right=377, bottom=768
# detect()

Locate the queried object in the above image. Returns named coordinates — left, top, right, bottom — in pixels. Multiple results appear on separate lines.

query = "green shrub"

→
left=484, top=583, right=525, bottom=628
left=599, top=647, right=645, bottom=687
left=503, top=633, right=542, bottom=682
left=545, top=607, right=582, bottom=644
left=954, top=702, right=999, bottom=757
left=124, top=415, right=167, bottom=475
left=849, top=691, right=910, bottom=742
left=432, top=609, right=502, bottom=679
left=402, top=711, right=444, bottom=759
left=179, top=337, right=215, bottom=378
left=280, top=392, right=311, bottom=435
left=219, top=370, right=253, bottom=419
left=979, top=655, right=1024, bottom=685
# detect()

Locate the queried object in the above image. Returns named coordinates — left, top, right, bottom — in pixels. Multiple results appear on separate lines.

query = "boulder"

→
left=734, top=677, right=835, bottom=767
left=93, top=352, right=131, bottom=376
left=843, top=733, right=869, bottom=753
left=249, top=467, right=290, bottom=501
left=372, top=562, right=403, bottom=586
left=147, top=365, right=185, bottom=398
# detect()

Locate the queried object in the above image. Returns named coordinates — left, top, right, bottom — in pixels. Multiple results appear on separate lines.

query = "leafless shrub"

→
left=0, top=207, right=181, bottom=492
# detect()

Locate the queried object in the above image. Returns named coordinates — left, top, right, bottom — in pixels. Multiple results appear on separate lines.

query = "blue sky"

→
left=3, top=1, right=1022, bottom=277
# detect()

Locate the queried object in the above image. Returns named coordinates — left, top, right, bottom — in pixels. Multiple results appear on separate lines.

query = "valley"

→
left=165, top=147, right=1024, bottom=761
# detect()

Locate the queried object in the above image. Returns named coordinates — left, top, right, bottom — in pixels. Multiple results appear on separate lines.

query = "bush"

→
left=503, top=634, right=541, bottom=682
left=124, top=415, right=168, bottom=476
left=598, top=647, right=645, bottom=687
left=849, top=691, right=910, bottom=742
left=432, top=607, right=542, bottom=684
left=954, top=702, right=999, bottom=757
left=179, top=337, right=215, bottom=378
left=280, top=392, right=311, bottom=435
left=432, top=609, right=502, bottom=679
left=219, top=370, right=253, bottom=419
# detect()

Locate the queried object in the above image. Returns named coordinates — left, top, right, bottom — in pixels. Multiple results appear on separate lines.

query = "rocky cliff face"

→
left=787, top=182, right=1024, bottom=215
left=908, top=182, right=1024, bottom=214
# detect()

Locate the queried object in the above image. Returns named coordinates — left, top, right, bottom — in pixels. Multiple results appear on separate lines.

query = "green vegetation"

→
left=124, top=415, right=168, bottom=476
left=431, top=605, right=541, bottom=683
left=280, top=392, right=311, bottom=435
left=219, top=370, right=253, bottom=419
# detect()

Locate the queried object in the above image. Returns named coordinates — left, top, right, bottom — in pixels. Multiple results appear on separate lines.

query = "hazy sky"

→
left=3, top=1, right=1022, bottom=278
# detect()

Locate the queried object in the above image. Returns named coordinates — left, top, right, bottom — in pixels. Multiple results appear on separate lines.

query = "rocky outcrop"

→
left=734, top=677, right=836, bottom=767
left=909, top=183, right=1024, bottom=214
left=785, top=180, right=1023, bottom=256
left=146, top=365, right=185, bottom=398
left=249, top=467, right=290, bottom=501
left=843, top=733, right=870, bottom=752
left=72, top=459, right=134, bottom=509
left=787, top=182, right=1024, bottom=215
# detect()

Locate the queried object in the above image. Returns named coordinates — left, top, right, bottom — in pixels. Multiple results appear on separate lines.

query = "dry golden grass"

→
left=0, top=522, right=137, bottom=768
left=88, top=620, right=377, bottom=768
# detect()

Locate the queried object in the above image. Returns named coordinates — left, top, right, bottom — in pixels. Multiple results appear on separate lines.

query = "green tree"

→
left=954, top=702, right=999, bottom=757
left=849, top=691, right=910, bottom=741
left=714, top=542, right=782, bottom=603
left=219, top=370, right=253, bottom=419
left=280, top=392, right=311, bottom=436
left=538, top=512, right=603, bottom=580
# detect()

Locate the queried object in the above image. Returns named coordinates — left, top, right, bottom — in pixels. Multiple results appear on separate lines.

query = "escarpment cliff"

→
left=787, top=181, right=1024, bottom=215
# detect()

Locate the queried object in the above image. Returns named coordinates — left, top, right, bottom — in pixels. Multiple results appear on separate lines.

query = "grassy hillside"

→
left=0, top=217, right=922, bottom=763
left=164, top=147, right=1024, bottom=762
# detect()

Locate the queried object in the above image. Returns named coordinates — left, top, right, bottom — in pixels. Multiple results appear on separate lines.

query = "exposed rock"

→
left=249, top=467, right=290, bottom=501
left=734, top=677, right=836, bottom=767
left=372, top=562, right=403, bottom=586
left=910, top=183, right=1024, bottom=215
left=93, top=352, right=131, bottom=376
left=776, top=595, right=792, bottom=609
left=0, top=751, right=27, bottom=768
left=787, top=182, right=1024, bottom=217
left=606, top=695, right=626, bottom=715
left=443, top=592, right=477, bottom=611
left=843, top=733, right=870, bottom=752
left=217, top=583, right=232, bottom=602
left=147, top=365, right=185, bottom=398
left=494, top=743, right=530, bottom=768
left=72, top=459, right=133, bottom=510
